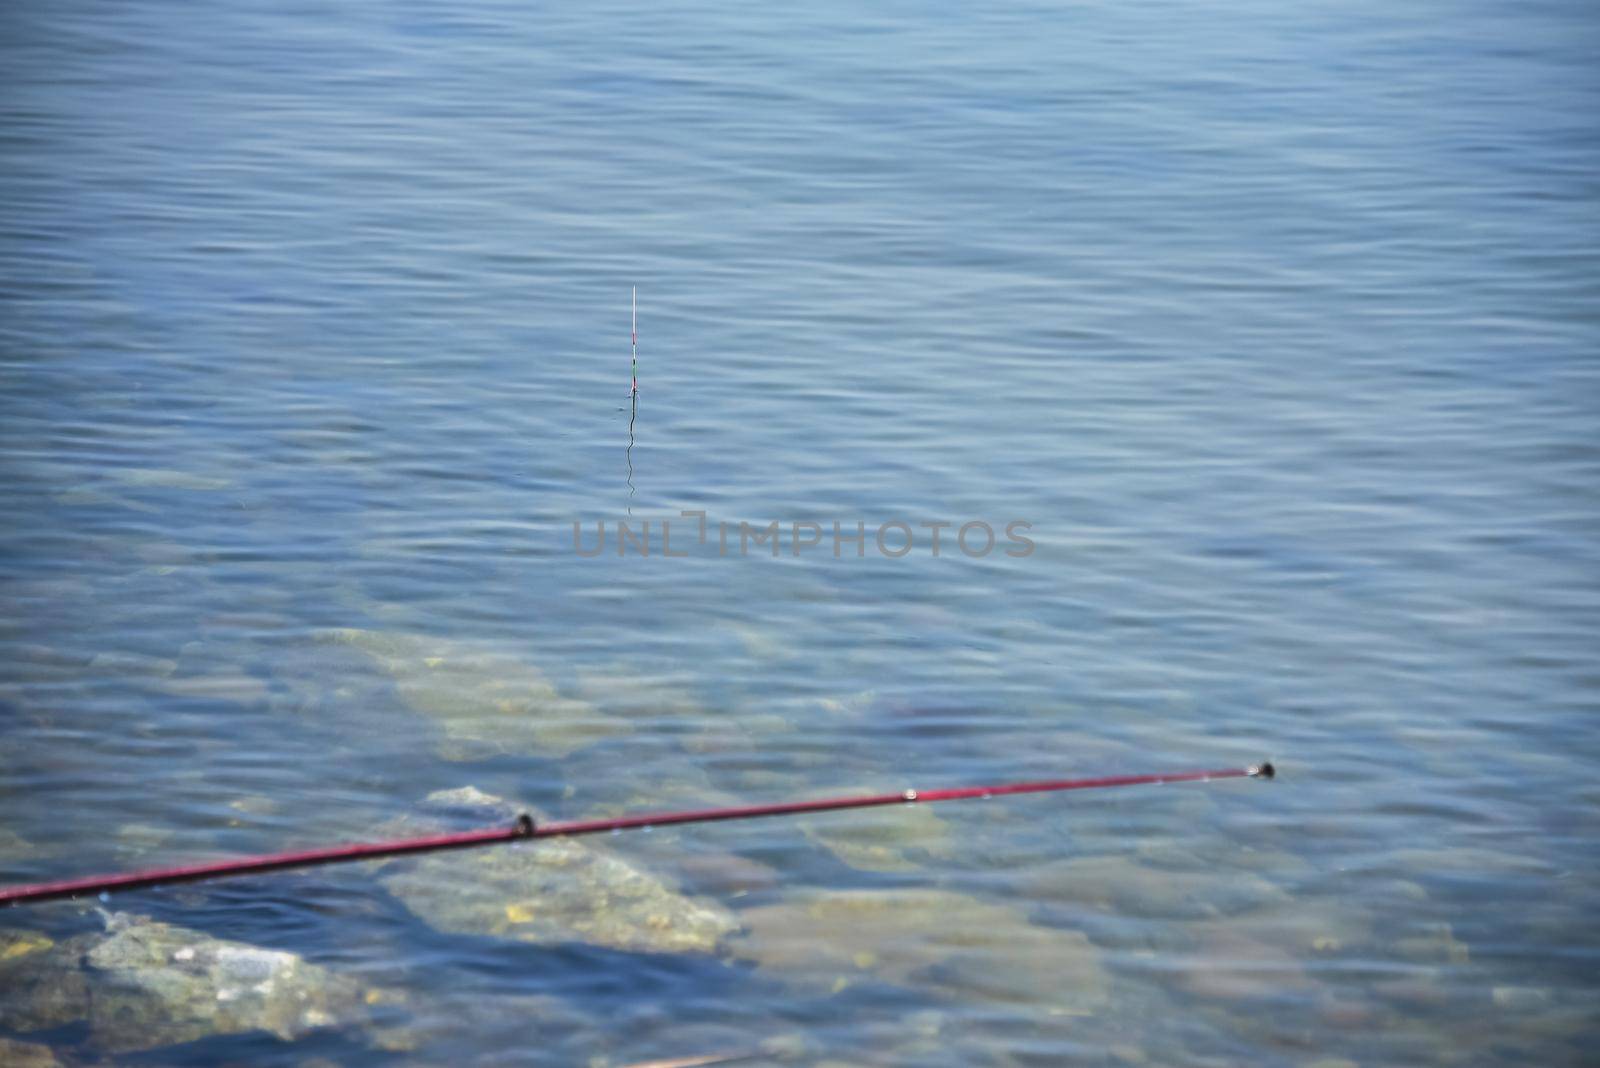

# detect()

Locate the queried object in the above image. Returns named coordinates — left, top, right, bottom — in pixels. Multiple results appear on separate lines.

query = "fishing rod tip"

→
left=1248, top=762, right=1276, bottom=779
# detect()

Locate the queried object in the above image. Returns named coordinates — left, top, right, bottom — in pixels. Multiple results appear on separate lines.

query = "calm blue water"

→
left=3, top=1, right=1597, bottom=1064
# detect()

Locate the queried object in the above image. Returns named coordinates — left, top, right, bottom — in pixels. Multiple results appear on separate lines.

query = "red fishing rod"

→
left=0, top=762, right=1274, bottom=907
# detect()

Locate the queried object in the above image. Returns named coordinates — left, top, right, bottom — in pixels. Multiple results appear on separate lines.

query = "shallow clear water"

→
left=2, top=1, right=1597, bottom=1064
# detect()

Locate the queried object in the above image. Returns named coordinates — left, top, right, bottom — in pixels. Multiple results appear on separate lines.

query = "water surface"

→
left=2, top=1, right=1597, bottom=1064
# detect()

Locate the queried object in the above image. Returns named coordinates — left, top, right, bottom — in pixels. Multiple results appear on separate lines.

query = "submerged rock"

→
left=422, top=785, right=515, bottom=816
left=114, top=822, right=177, bottom=856
left=1173, top=926, right=1314, bottom=1002
left=0, top=913, right=373, bottom=1053
left=380, top=788, right=739, bottom=955
left=52, top=486, right=161, bottom=513
left=0, top=1037, right=62, bottom=1068
left=1380, top=846, right=1555, bottom=879
left=1223, top=898, right=1374, bottom=959
left=0, top=827, right=42, bottom=863
left=1394, top=921, right=1471, bottom=966
left=573, top=665, right=706, bottom=721
left=87, top=650, right=180, bottom=678
left=670, top=851, right=781, bottom=897
left=0, top=929, right=86, bottom=1033
left=366, top=991, right=596, bottom=1057
left=320, top=629, right=625, bottom=759
left=1491, top=985, right=1552, bottom=1011
left=800, top=802, right=955, bottom=873
left=1021, top=854, right=1289, bottom=921
left=735, top=888, right=1108, bottom=1012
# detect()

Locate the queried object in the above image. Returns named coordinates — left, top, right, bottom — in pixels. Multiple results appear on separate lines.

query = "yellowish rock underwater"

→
left=319, top=629, right=627, bottom=759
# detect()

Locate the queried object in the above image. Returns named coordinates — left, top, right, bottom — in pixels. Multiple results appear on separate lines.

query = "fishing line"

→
left=626, top=286, right=637, bottom=513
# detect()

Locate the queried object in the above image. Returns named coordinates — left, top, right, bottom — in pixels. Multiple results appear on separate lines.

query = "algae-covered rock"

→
left=0, top=928, right=58, bottom=963
left=320, top=629, right=624, bottom=759
left=0, top=914, right=373, bottom=1053
left=735, top=889, right=1109, bottom=1012
left=0, top=928, right=87, bottom=1033
left=381, top=788, right=739, bottom=955
left=91, top=914, right=373, bottom=1050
